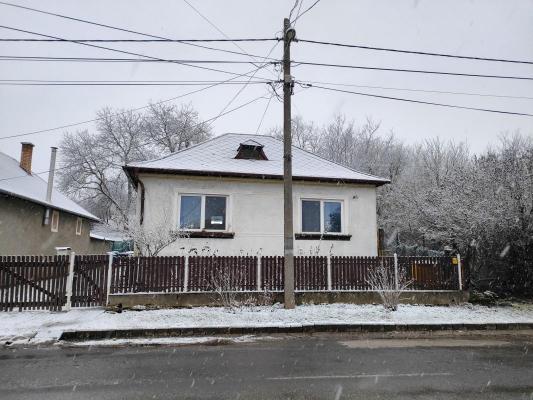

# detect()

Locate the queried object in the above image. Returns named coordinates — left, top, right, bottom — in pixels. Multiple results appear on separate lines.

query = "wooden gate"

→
left=0, top=255, right=69, bottom=311
left=71, top=255, right=109, bottom=307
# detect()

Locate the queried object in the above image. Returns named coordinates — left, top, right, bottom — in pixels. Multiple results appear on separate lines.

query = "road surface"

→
left=1, top=333, right=532, bottom=399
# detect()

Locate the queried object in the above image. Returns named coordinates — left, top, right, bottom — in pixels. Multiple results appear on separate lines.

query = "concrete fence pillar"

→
left=457, top=253, right=463, bottom=291
left=393, top=253, right=399, bottom=291
left=105, top=252, right=114, bottom=306
left=183, top=255, right=189, bottom=293
left=327, top=255, right=332, bottom=291
left=63, top=251, right=76, bottom=311
left=257, top=256, right=262, bottom=292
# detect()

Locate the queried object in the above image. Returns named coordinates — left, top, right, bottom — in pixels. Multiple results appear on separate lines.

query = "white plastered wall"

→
left=137, top=174, right=379, bottom=257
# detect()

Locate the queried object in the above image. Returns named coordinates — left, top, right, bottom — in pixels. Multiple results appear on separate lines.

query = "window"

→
left=51, top=210, right=59, bottom=232
left=301, top=199, right=342, bottom=234
left=179, top=194, right=227, bottom=231
left=75, top=217, right=83, bottom=236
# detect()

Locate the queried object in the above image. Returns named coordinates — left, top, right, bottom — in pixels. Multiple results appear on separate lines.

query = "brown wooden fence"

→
left=0, top=254, right=463, bottom=311
left=398, top=256, right=459, bottom=290
left=110, top=256, right=185, bottom=293
left=0, top=255, right=69, bottom=311
left=331, top=256, right=396, bottom=290
left=261, top=256, right=329, bottom=291
left=188, top=256, right=257, bottom=292
left=72, top=255, right=109, bottom=307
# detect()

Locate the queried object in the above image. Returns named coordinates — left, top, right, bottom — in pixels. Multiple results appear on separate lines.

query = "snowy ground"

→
left=1, top=303, right=533, bottom=346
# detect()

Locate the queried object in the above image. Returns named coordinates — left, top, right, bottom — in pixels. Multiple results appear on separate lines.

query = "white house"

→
left=124, top=133, right=389, bottom=256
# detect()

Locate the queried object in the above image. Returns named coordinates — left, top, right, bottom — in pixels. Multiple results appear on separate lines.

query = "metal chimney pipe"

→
left=46, top=147, right=57, bottom=203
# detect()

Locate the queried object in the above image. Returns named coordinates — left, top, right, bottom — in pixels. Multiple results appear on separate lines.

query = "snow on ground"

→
left=1, top=303, right=533, bottom=346
left=64, top=335, right=270, bottom=348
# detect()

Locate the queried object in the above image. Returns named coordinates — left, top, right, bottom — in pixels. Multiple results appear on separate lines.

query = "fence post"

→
left=63, top=251, right=76, bottom=311
left=183, top=255, right=189, bottom=292
left=327, top=255, right=332, bottom=291
left=457, top=253, right=463, bottom=291
left=257, top=256, right=262, bottom=291
left=105, top=252, right=114, bottom=306
left=393, top=253, right=399, bottom=291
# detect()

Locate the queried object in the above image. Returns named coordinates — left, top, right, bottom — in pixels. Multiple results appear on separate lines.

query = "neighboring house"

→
left=0, top=143, right=110, bottom=255
left=124, top=133, right=390, bottom=256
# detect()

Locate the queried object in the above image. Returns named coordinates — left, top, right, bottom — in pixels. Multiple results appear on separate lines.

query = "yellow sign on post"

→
left=452, top=257, right=458, bottom=265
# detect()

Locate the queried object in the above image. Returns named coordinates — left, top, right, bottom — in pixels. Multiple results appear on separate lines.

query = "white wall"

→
left=138, top=174, right=379, bottom=257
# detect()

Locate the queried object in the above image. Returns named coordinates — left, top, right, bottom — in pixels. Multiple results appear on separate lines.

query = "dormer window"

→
left=235, top=140, right=268, bottom=160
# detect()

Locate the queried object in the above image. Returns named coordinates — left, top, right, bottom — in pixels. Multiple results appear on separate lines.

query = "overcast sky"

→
left=1, top=0, right=532, bottom=174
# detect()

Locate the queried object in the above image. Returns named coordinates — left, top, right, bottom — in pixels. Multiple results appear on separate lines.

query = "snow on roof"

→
left=0, top=152, right=99, bottom=221
left=126, top=133, right=389, bottom=185
left=89, top=223, right=126, bottom=242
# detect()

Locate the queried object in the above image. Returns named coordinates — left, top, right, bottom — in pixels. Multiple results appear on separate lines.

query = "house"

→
left=124, top=133, right=390, bottom=256
left=0, top=143, right=110, bottom=255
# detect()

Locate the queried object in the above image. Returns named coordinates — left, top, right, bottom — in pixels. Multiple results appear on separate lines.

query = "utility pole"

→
left=283, top=18, right=296, bottom=309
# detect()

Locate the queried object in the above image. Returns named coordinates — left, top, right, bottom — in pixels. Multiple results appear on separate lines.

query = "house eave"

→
left=123, top=166, right=390, bottom=187
left=0, top=189, right=100, bottom=222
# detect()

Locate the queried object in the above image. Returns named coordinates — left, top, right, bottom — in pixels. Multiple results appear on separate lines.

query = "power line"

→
left=291, top=0, right=321, bottom=24
left=180, top=0, right=281, bottom=106
left=0, top=64, right=273, bottom=140
left=0, top=80, right=274, bottom=86
left=298, top=38, right=533, bottom=65
left=0, top=37, right=278, bottom=43
left=299, top=82, right=533, bottom=117
left=298, top=80, right=533, bottom=100
left=0, top=55, right=280, bottom=64
left=181, top=0, right=274, bottom=75
left=0, top=25, right=274, bottom=80
left=0, top=1, right=280, bottom=60
left=208, top=41, right=281, bottom=127
left=256, top=93, right=274, bottom=134
left=0, top=79, right=273, bottom=84
left=293, top=60, right=533, bottom=81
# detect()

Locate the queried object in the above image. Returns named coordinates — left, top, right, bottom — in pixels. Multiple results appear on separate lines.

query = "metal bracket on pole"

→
left=394, top=253, right=399, bottom=291
left=457, top=253, right=463, bottom=291
left=63, top=251, right=75, bottom=311
left=105, top=252, right=114, bottom=306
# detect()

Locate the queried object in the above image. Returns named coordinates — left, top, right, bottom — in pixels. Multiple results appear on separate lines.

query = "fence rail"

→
left=0, top=254, right=464, bottom=311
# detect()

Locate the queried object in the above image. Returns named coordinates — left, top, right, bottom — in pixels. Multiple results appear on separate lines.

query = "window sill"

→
left=295, top=233, right=352, bottom=241
left=182, top=231, right=235, bottom=239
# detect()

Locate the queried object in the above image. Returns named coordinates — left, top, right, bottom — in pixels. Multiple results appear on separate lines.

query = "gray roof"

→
left=0, top=152, right=99, bottom=221
left=126, top=133, right=389, bottom=185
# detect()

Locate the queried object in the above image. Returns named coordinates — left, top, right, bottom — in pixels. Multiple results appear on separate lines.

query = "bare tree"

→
left=367, top=263, right=412, bottom=311
left=269, top=115, right=321, bottom=152
left=125, top=213, right=189, bottom=256
left=143, top=102, right=212, bottom=153
left=58, top=103, right=210, bottom=224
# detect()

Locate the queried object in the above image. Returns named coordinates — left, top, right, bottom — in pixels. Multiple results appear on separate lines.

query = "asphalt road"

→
left=1, top=333, right=532, bottom=400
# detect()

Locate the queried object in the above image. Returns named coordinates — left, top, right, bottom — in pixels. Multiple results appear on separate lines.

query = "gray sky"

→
left=1, top=0, right=532, bottom=174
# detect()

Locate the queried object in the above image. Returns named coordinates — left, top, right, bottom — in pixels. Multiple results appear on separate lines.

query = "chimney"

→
left=46, top=147, right=58, bottom=203
left=20, top=142, right=34, bottom=174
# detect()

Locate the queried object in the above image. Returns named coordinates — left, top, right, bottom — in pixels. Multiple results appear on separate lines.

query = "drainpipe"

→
left=138, top=177, right=145, bottom=225
left=43, top=147, right=57, bottom=225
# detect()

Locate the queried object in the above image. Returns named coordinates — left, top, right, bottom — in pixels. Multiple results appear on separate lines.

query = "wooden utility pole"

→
left=283, top=18, right=296, bottom=309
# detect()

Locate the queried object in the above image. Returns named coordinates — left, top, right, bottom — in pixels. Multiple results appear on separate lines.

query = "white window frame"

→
left=75, top=217, right=83, bottom=236
left=300, top=198, right=344, bottom=234
left=51, top=210, right=59, bottom=233
left=178, top=193, right=230, bottom=232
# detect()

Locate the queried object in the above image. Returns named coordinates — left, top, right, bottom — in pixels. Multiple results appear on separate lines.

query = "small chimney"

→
left=20, top=142, right=34, bottom=174
left=46, top=147, right=58, bottom=203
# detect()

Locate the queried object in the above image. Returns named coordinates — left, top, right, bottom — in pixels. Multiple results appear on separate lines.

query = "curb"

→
left=59, top=322, right=533, bottom=342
